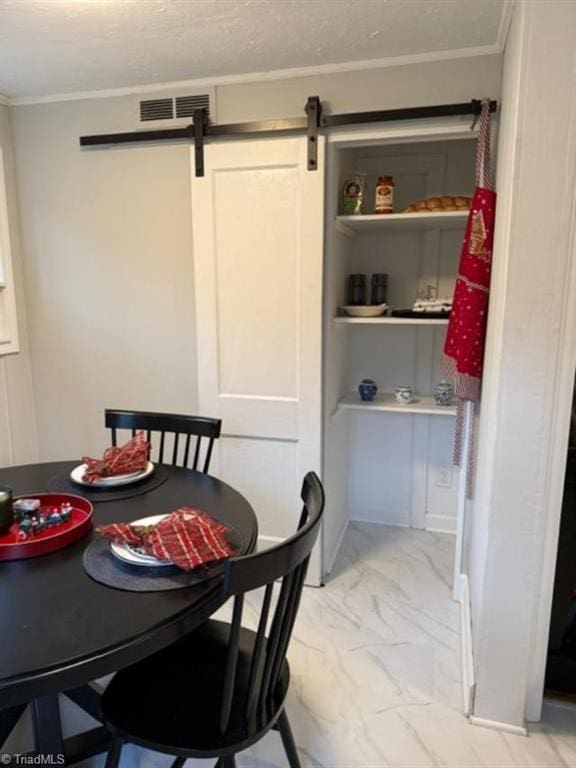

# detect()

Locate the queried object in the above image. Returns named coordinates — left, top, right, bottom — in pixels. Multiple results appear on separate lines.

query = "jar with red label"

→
left=375, top=176, right=394, bottom=214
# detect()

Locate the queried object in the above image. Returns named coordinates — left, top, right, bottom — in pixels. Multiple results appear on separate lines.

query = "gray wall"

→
left=10, top=54, right=502, bottom=460
left=0, top=104, right=36, bottom=466
left=10, top=100, right=197, bottom=459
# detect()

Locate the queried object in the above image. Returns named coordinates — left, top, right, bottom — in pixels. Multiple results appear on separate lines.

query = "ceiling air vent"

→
left=175, top=94, right=211, bottom=119
left=140, top=98, right=174, bottom=122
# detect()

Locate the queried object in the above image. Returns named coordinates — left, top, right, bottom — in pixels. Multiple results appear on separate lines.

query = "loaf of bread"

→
left=404, top=196, right=471, bottom=213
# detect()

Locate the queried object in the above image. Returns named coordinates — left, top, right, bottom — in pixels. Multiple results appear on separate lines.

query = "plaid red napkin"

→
left=97, top=508, right=235, bottom=570
left=82, top=431, right=150, bottom=483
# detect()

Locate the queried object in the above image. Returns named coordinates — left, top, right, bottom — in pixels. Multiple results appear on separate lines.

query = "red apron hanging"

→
left=442, top=99, right=496, bottom=497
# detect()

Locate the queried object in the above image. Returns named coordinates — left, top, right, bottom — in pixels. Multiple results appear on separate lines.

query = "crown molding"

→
left=9, top=43, right=502, bottom=107
left=497, top=0, right=515, bottom=52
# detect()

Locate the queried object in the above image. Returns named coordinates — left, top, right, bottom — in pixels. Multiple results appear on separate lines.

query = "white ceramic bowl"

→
left=340, top=303, right=388, bottom=318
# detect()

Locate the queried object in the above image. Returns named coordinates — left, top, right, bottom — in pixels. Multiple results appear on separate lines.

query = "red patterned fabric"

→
left=442, top=187, right=496, bottom=402
left=96, top=508, right=234, bottom=571
left=146, top=509, right=233, bottom=570
left=441, top=99, right=496, bottom=499
left=96, top=522, right=143, bottom=546
left=82, top=431, right=150, bottom=483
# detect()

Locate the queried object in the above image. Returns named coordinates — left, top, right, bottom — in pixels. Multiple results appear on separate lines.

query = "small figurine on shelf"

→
left=358, top=379, right=378, bottom=402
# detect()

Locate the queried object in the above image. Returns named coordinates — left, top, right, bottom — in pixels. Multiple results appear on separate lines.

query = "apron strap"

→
left=475, top=98, right=494, bottom=190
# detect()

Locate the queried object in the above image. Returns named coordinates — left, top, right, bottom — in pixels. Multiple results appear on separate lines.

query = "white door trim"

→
left=524, top=141, right=576, bottom=721
left=468, top=0, right=576, bottom=727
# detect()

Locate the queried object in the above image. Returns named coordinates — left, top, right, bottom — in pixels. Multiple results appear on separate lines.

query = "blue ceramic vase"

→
left=358, top=379, right=378, bottom=402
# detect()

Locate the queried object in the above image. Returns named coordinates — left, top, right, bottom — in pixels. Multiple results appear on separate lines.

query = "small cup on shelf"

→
left=394, top=386, right=414, bottom=405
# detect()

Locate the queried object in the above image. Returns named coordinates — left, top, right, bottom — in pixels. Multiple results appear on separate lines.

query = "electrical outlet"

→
left=436, top=466, right=453, bottom=489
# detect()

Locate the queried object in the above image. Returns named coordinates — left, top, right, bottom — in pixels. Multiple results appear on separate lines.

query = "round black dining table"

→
left=0, top=461, right=258, bottom=763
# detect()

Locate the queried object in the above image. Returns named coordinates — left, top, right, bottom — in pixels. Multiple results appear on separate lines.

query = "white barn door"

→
left=191, top=137, right=324, bottom=584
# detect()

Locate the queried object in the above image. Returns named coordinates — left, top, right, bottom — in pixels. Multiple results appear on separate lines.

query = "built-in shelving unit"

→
left=334, top=316, right=449, bottom=326
left=336, top=210, right=468, bottom=235
left=337, top=393, right=457, bottom=417
left=323, top=130, right=477, bottom=560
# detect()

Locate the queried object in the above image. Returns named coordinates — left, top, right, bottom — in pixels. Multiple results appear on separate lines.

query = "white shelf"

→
left=334, top=316, right=449, bottom=326
left=336, top=211, right=468, bottom=235
left=338, top=393, right=457, bottom=417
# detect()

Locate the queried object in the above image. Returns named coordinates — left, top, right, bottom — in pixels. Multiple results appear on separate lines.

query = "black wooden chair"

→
left=100, top=472, right=325, bottom=768
left=105, top=409, right=222, bottom=474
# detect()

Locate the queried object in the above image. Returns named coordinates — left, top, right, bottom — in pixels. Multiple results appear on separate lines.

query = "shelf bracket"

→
left=305, top=96, right=322, bottom=171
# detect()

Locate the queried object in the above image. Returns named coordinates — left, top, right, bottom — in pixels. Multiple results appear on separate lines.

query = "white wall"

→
left=468, top=0, right=576, bottom=729
left=0, top=105, right=37, bottom=467
left=10, top=54, right=501, bottom=461
left=216, top=55, right=503, bottom=122
left=10, top=100, right=197, bottom=460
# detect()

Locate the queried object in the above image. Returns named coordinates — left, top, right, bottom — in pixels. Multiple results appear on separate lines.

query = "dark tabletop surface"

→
left=0, top=461, right=257, bottom=708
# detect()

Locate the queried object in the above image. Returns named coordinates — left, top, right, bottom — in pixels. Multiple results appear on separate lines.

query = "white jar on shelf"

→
left=395, top=386, right=414, bottom=405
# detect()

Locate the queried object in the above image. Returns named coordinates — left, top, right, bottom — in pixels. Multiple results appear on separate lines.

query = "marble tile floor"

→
left=7, top=523, right=576, bottom=767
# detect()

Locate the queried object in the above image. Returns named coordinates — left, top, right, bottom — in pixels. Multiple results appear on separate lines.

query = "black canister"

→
left=347, top=274, right=367, bottom=305
left=371, top=273, right=388, bottom=305
left=0, top=486, right=13, bottom=535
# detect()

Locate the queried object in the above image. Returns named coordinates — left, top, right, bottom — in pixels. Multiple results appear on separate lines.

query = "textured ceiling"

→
left=0, top=0, right=507, bottom=100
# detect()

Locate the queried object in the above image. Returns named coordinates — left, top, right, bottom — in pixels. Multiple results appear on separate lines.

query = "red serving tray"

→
left=0, top=493, right=93, bottom=562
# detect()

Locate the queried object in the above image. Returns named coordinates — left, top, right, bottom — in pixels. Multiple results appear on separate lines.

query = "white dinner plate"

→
left=110, top=513, right=173, bottom=567
left=70, top=461, right=155, bottom=488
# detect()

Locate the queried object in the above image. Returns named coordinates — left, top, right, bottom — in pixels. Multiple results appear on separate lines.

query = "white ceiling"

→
left=0, top=0, right=509, bottom=102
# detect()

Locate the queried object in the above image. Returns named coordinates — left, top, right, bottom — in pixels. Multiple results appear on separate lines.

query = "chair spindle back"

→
left=217, top=472, right=324, bottom=736
left=105, top=409, right=222, bottom=473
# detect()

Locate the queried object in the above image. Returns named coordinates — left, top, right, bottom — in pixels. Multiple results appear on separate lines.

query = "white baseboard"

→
left=324, top=515, right=349, bottom=577
left=469, top=717, right=528, bottom=737
left=425, top=514, right=457, bottom=535
left=348, top=506, right=410, bottom=527
left=349, top=507, right=456, bottom=535
left=458, top=574, right=475, bottom=716
left=458, top=574, right=528, bottom=735
left=453, top=571, right=464, bottom=603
